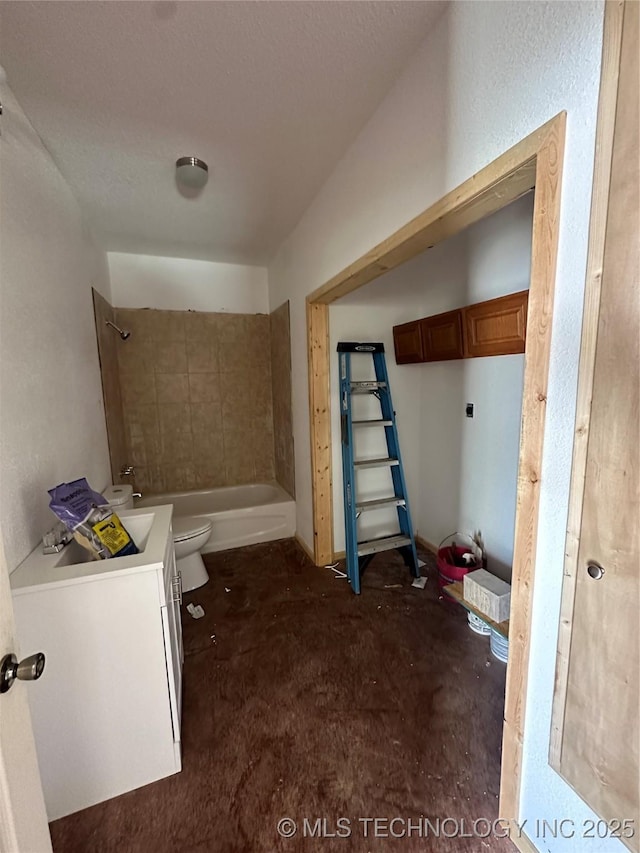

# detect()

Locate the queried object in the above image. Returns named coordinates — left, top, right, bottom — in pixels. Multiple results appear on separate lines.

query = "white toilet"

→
left=102, top=485, right=212, bottom=592
left=170, top=516, right=212, bottom=591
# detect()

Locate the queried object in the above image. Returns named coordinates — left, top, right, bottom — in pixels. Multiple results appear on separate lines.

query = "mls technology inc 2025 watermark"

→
left=276, top=815, right=636, bottom=842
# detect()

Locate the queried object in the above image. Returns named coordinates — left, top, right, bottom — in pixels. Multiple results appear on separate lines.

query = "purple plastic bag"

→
left=48, top=478, right=139, bottom=559
left=48, top=478, right=108, bottom=530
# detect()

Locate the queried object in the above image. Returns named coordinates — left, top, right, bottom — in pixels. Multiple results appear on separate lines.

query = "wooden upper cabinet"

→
left=420, top=309, right=464, bottom=362
left=393, top=320, right=423, bottom=364
left=463, top=290, right=528, bottom=358
left=393, top=290, right=528, bottom=364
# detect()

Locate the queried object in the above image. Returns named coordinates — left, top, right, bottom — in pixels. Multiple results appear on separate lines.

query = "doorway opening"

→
left=328, top=190, right=535, bottom=828
left=306, top=113, right=566, bottom=824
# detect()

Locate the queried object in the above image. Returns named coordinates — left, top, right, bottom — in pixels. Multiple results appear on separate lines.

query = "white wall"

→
left=108, top=252, right=268, bottom=313
left=329, top=221, right=479, bottom=555
left=269, top=2, right=616, bottom=850
left=331, top=194, right=532, bottom=581
left=0, top=84, right=112, bottom=572
left=421, top=194, right=534, bottom=581
left=268, top=11, right=449, bottom=545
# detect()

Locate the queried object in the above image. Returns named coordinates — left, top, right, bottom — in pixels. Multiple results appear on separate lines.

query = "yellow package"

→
left=92, top=514, right=138, bottom=557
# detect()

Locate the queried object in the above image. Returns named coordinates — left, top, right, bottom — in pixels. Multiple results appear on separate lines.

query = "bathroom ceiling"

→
left=0, top=1, right=445, bottom=265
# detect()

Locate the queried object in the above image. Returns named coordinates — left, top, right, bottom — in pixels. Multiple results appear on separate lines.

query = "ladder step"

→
left=352, top=419, right=393, bottom=427
left=357, top=534, right=413, bottom=557
left=350, top=381, right=387, bottom=394
left=356, top=496, right=406, bottom=510
left=354, top=457, right=399, bottom=469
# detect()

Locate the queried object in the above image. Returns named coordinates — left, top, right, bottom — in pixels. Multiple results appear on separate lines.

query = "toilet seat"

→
left=173, top=516, right=212, bottom=543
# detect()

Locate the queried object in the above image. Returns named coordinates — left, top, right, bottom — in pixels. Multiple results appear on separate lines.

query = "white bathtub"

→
left=137, top=482, right=295, bottom=553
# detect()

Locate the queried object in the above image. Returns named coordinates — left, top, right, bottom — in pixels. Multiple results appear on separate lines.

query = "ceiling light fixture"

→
left=175, top=156, right=208, bottom=189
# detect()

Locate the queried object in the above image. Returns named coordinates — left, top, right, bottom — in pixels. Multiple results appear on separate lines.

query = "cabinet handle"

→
left=172, top=572, right=183, bottom=604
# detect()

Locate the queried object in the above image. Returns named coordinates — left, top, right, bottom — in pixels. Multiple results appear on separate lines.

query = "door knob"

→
left=587, top=562, right=605, bottom=580
left=0, top=652, right=46, bottom=694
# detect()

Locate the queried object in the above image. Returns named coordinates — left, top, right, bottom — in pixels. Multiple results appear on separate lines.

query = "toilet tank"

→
left=102, top=484, right=134, bottom=511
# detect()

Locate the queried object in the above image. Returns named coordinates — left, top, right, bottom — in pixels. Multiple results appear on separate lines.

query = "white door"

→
left=0, top=535, right=52, bottom=853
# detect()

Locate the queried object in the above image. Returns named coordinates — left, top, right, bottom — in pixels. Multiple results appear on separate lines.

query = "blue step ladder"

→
left=338, top=341, right=420, bottom=594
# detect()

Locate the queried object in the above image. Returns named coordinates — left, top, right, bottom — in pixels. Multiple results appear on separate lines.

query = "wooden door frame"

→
left=306, top=112, right=566, bottom=827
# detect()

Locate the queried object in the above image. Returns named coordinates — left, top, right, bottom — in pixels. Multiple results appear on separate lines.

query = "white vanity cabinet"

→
left=10, top=505, right=183, bottom=821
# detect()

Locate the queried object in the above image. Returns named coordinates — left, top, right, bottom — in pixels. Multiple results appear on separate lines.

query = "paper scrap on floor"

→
left=324, top=562, right=347, bottom=579
left=187, top=603, right=205, bottom=619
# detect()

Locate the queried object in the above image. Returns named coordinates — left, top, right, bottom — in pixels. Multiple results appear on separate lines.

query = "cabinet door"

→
left=162, top=542, right=183, bottom=741
left=420, top=310, right=464, bottom=361
left=161, top=604, right=182, bottom=741
left=463, top=290, right=528, bottom=357
left=393, top=320, right=423, bottom=364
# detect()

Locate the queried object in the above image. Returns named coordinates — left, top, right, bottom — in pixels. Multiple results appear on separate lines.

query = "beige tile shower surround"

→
left=94, top=296, right=295, bottom=496
left=114, top=306, right=276, bottom=494
left=270, top=301, right=295, bottom=497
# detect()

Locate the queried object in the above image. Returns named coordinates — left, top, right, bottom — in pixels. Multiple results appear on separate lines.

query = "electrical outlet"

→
left=466, top=403, right=474, bottom=418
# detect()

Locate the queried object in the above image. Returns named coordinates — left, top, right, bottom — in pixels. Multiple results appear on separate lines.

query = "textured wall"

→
left=0, top=84, right=112, bottom=572
left=269, top=302, right=295, bottom=497
left=108, top=253, right=269, bottom=313
left=324, top=194, right=533, bottom=578
left=92, top=290, right=127, bottom=483
left=268, top=1, right=611, bottom=848
left=109, top=308, right=274, bottom=494
left=420, top=193, right=534, bottom=581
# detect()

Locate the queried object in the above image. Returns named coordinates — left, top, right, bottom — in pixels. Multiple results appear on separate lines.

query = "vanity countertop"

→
left=11, top=504, right=174, bottom=594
